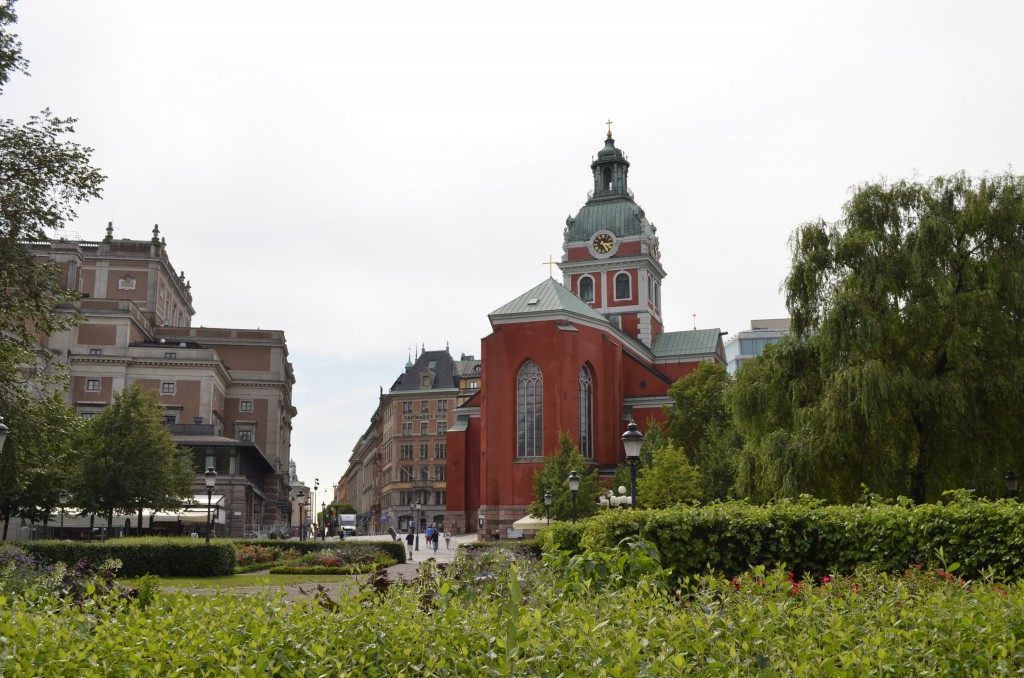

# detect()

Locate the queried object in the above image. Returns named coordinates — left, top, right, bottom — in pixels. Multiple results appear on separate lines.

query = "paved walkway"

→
left=344, top=532, right=477, bottom=582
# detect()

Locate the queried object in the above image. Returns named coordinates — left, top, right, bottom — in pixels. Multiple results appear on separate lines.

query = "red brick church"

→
left=445, top=130, right=725, bottom=535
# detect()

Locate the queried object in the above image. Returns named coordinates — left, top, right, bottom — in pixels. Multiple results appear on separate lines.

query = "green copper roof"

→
left=651, top=329, right=722, bottom=358
left=489, top=278, right=607, bottom=322
left=565, top=197, right=646, bottom=241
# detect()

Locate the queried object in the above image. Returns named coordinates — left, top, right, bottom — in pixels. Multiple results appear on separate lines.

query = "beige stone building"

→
left=28, top=224, right=296, bottom=537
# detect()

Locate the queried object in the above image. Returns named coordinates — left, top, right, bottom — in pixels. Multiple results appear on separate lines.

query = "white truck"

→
left=338, top=514, right=357, bottom=536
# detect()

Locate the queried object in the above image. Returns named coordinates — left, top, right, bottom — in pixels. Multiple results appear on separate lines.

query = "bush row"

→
left=23, top=537, right=236, bottom=577
left=543, top=494, right=1024, bottom=579
left=4, top=555, right=1023, bottom=674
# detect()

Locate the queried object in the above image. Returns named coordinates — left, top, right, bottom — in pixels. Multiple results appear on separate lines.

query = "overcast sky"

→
left=6, top=1, right=1023, bottom=492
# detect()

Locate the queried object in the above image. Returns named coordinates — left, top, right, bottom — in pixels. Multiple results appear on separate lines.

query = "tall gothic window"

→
left=615, top=272, right=631, bottom=300
left=578, top=365, right=593, bottom=459
left=517, top=360, right=543, bottom=458
left=579, top=277, right=594, bottom=302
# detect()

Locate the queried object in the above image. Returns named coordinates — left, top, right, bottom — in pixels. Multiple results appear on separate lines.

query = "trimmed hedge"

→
left=553, top=495, right=1024, bottom=579
left=24, top=537, right=236, bottom=577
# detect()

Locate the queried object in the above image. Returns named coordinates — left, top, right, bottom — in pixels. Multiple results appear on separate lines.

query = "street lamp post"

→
left=544, top=491, right=552, bottom=526
left=1006, top=471, right=1019, bottom=499
left=297, top=490, right=305, bottom=541
left=58, top=490, right=68, bottom=540
left=621, top=420, right=644, bottom=509
left=568, top=470, right=580, bottom=523
left=415, top=500, right=422, bottom=550
left=204, top=467, right=217, bottom=545
left=321, top=502, right=326, bottom=541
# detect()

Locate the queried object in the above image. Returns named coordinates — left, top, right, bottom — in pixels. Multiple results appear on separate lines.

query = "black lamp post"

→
left=297, top=489, right=305, bottom=541
left=410, top=502, right=418, bottom=549
left=58, top=490, right=68, bottom=540
left=1006, top=471, right=1018, bottom=499
left=313, top=478, right=319, bottom=535
left=621, top=420, right=644, bottom=509
left=568, top=470, right=580, bottom=523
left=544, top=491, right=552, bottom=526
left=204, top=466, right=217, bottom=544
left=321, top=502, right=326, bottom=541
left=415, top=500, right=422, bottom=550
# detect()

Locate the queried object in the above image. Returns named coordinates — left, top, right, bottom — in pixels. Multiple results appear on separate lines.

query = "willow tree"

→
left=742, top=172, right=1024, bottom=503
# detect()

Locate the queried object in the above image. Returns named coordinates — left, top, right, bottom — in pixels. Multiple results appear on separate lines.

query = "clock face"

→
left=592, top=233, right=614, bottom=254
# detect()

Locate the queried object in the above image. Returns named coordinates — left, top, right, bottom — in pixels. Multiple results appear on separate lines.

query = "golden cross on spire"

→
left=542, top=255, right=558, bottom=278
left=605, top=119, right=614, bottom=138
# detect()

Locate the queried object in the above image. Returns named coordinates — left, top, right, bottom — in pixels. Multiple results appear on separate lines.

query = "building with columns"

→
left=27, top=225, right=297, bottom=538
left=445, top=131, right=725, bottom=535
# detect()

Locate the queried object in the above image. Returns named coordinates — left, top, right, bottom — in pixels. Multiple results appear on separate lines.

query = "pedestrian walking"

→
left=444, top=530, right=452, bottom=549
left=405, top=529, right=414, bottom=560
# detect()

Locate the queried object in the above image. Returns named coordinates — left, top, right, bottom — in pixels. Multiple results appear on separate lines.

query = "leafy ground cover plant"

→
left=3, top=539, right=1024, bottom=675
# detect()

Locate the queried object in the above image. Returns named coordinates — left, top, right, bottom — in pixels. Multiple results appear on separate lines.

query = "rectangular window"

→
left=420, top=421, right=429, bottom=436
left=400, top=466, right=414, bottom=482
left=434, top=490, right=446, bottom=505
left=164, top=352, right=176, bottom=359
left=434, top=465, right=446, bottom=481
left=435, top=443, right=446, bottom=459
left=240, top=400, right=253, bottom=412
left=162, top=415, right=176, bottom=424
left=89, top=348, right=102, bottom=355
left=402, top=401, right=413, bottom=413
left=400, top=444, right=413, bottom=460
left=85, top=378, right=100, bottom=392
left=419, top=466, right=429, bottom=481
left=238, top=430, right=253, bottom=442
left=419, top=443, right=429, bottom=459
left=437, top=421, right=447, bottom=436
left=437, top=400, right=448, bottom=412
left=420, top=400, right=429, bottom=412
left=161, top=382, right=175, bottom=395
left=402, top=423, right=413, bottom=436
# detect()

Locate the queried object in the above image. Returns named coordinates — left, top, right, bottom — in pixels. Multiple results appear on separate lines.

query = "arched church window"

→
left=603, top=167, right=613, bottom=190
left=578, top=365, right=593, bottom=459
left=517, top=360, right=543, bottom=458
left=615, top=272, right=631, bottom=300
left=579, top=276, right=594, bottom=303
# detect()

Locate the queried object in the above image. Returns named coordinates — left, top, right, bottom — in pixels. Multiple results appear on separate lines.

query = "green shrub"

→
left=558, top=494, right=1024, bottom=580
left=24, top=537, right=236, bottom=577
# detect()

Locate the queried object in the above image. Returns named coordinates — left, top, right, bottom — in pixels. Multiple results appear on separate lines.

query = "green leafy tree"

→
left=729, top=337, right=827, bottom=502
left=0, top=388, right=82, bottom=540
left=738, top=173, right=1024, bottom=503
left=0, top=1, right=104, bottom=377
left=76, top=384, right=193, bottom=534
left=528, top=432, right=602, bottom=522
left=663, top=362, right=743, bottom=501
left=635, top=442, right=702, bottom=509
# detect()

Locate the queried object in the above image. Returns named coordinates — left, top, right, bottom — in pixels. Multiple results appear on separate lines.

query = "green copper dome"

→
left=564, top=135, right=650, bottom=242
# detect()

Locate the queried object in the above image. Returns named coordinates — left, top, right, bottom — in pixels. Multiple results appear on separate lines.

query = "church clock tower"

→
left=559, top=128, right=666, bottom=345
